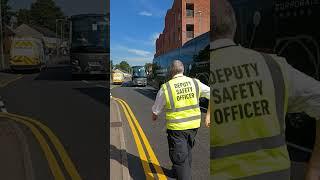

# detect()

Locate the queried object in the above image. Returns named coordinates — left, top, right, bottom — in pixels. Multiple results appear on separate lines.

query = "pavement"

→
left=0, top=56, right=109, bottom=179
left=0, top=116, right=34, bottom=180
left=110, top=98, right=130, bottom=180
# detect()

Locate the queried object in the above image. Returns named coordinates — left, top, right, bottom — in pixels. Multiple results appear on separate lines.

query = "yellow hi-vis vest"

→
left=162, top=76, right=202, bottom=130
left=210, top=45, right=290, bottom=179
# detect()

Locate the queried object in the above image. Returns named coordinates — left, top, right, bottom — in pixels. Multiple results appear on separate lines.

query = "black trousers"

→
left=167, top=128, right=198, bottom=180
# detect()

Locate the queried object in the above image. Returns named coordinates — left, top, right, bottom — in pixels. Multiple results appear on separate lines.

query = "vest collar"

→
left=172, top=73, right=184, bottom=79
left=210, top=38, right=237, bottom=50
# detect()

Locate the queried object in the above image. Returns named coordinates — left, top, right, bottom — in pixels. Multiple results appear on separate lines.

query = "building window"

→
left=186, top=24, right=194, bottom=38
left=186, top=3, right=194, bottom=17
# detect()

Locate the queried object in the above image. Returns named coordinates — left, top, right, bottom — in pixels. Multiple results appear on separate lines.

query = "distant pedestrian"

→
left=152, top=60, right=210, bottom=180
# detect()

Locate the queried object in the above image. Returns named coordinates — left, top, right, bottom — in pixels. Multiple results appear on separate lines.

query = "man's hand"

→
left=205, top=113, right=210, bottom=127
left=205, top=102, right=210, bottom=128
left=306, top=121, right=320, bottom=180
left=305, top=166, right=320, bottom=180
left=152, top=113, right=158, bottom=121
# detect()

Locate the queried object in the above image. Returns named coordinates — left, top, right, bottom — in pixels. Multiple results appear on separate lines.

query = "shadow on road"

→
left=74, top=87, right=109, bottom=106
left=121, top=81, right=134, bottom=87
left=110, top=144, right=175, bottom=179
left=134, top=88, right=157, bottom=100
left=34, top=66, right=108, bottom=81
left=6, top=69, right=40, bottom=75
left=34, top=66, right=72, bottom=81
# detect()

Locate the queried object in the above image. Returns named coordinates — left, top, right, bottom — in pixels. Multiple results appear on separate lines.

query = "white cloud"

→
left=112, top=56, right=153, bottom=66
left=151, top=32, right=160, bottom=44
left=112, top=45, right=152, bottom=57
left=127, top=48, right=152, bottom=57
left=139, top=11, right=153, bottom=16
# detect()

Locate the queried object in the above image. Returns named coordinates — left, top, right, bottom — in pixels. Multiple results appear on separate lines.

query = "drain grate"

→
left=110, top=122, right=122, bottom=127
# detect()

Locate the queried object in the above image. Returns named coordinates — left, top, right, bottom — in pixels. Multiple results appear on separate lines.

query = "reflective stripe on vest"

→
left=210, top=52, right=290, bottom=179
left=163, top=76, right=201, bottom=130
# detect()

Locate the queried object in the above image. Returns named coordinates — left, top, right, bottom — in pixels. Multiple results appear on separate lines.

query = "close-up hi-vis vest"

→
left=210, top=45, right=291, bottom=179
left=162, top=76, right=202, bottom=130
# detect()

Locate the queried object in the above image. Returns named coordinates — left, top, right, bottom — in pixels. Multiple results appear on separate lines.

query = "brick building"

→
left=155, top=0, right=210, bottom=57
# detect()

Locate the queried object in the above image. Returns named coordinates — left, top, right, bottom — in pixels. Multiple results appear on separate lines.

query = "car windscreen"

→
left=132, top=67, right=146, bottom=78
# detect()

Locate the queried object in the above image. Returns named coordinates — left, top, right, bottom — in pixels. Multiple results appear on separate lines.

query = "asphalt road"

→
left=111, top=83, right=210, bottom=180
left=0, top=65, right=109, bottom=179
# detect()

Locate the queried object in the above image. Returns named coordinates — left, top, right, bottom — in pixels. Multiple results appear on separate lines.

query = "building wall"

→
left=155, top=0, right=210, bottom=57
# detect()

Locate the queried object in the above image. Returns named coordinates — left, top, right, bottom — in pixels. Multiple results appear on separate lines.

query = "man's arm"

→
left=152, top=87, right=166, bottom=121
left=198, top=81, right=210, bottom=99
left=283, top=59, right=320, bottom=178
left=205, top=101, right=211, bottom=127
left=306, top=121, right=320, bottom=180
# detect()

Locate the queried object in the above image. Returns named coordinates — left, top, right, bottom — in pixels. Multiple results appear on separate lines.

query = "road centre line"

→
left=0, top=74, right=23, bottom=87
left=113, top=97, right=155, bottom=179
left=2, top=113, right=82, bottom=180
left=114, top=97, right=167, bottom=180
left=0, top=113, right=65, bottom=180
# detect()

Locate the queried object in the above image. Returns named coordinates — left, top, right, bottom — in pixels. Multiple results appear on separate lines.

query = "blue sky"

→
left=111, top=0, right=173, bottom=66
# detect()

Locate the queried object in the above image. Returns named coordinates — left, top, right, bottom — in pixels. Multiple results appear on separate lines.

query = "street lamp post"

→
left=0, top=2, right=5, bottom=71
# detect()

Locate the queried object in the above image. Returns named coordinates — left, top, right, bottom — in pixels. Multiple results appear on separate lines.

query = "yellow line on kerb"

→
left=113, top=97, right=154, bottom=179
left=113, top=97, right=167, bottom=180
left=0, top=113, right=65, bottom=180
left=0, top=74, right=23, bottom=87
left=4, top=112, right=82, bottom=180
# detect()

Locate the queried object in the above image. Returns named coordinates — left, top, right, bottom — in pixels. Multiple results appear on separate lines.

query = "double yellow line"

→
left=0, top=112, right=81, bottom=180
left=0, top=74, right=23, bottom=87
left=112, top=97, right=167, bottom=180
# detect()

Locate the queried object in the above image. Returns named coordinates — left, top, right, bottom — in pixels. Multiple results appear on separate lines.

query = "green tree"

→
left=120, top=61, right=131, bottom=73
left=115, top=61, right=131, bottom=73
left=29, top=0, right=65, bottom=31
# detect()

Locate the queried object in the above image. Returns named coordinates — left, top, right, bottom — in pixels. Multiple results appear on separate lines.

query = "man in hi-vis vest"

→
left=209, top=0, right=320, bottom=179
left=152, top=60, right=210, bottom=180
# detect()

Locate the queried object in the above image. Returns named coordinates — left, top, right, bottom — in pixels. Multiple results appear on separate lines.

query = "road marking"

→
left=114, top=97, right=167, bottom=180
left=81, top=80, right=89, bottom=84
left=0, top=113, right=66, bottom=180
left=113, top=97, right=155, bottom=179
left=5, top=113, right=82, bottom=180
left=0, top=74, right=23, bottom=87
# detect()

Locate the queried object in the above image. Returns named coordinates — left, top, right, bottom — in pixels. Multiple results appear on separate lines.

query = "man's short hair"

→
left=169, top=60, right=184, bottom=77
left=211, top=0, right=237, bottom=40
